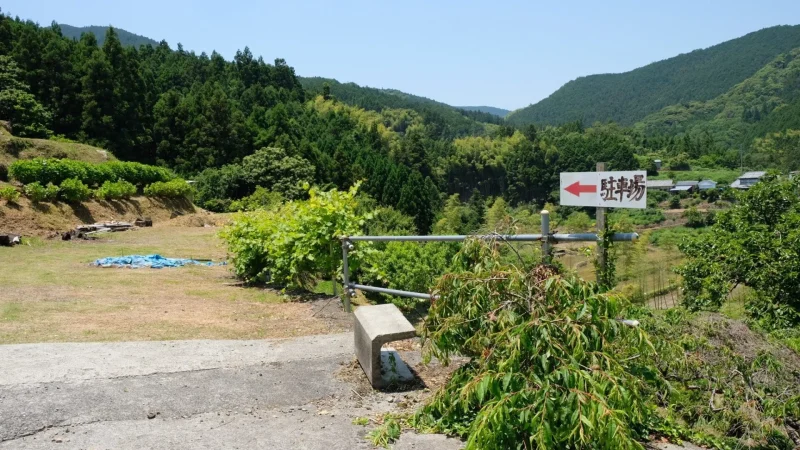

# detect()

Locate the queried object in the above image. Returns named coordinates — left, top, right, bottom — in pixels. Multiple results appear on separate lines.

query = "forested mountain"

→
left=1, top=15, right=645, bottom=235
left=58, top=24, right=159, bottom=48
left=457, top=106, right=510, bottom=117
left=13, top=13, right=800, bottom=237
left=299, top=77, right=495, bottom=137
left=506, top=25, right=800, bottom=127
left=636, top=47, right=800, bottom=144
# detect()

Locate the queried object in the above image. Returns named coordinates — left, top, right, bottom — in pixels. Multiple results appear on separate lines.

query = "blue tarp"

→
left=93, top=254, right=225, bottom=269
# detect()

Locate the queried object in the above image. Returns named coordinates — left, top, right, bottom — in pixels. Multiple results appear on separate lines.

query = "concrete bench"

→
left=354, top=304, right=417, bottom=388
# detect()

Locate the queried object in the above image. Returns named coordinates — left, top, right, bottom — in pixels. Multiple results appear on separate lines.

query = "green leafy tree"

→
left=678, top=174, right=800, bottom=328
left=0, top=55, right=51, bottom=137
left=241, top=147, right=314, bottom=199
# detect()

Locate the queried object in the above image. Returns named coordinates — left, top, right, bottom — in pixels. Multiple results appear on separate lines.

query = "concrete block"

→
left=354, top=304, right=416, bottom=388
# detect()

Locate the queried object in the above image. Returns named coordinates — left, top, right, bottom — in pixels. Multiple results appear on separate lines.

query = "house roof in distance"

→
left=740, top=171, right=766, bottom=179
left=647, top=179, right=674, bottom=187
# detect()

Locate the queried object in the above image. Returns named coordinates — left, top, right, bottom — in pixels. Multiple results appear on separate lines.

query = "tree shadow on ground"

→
left=31, top=202, right=51, bottom=213
left=68, top=202, right=95, bottom=224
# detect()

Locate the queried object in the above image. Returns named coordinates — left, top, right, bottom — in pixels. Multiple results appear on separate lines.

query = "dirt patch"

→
left=165, top=211, right=232, bottom=228
left=698, top=314, right=800, bottom=371
left=0, top=196, right=197, bottom=237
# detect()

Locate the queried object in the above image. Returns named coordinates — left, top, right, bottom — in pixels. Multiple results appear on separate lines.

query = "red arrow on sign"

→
left=564, top=181, right=597, bottom=197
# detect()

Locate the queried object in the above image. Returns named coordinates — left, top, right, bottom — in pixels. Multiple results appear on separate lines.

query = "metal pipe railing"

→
left=350, top=283, right=435, bottom=300
left=338, top=214, right=639, bottom=312
left=347, top=234, right=545, bottom=242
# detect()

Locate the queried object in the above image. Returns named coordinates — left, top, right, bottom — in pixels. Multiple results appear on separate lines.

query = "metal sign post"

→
left=596, top=162, right=607, bottom=274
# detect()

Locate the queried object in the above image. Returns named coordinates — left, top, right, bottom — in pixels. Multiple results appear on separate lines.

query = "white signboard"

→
left=560, top=171, right=647, bottom=209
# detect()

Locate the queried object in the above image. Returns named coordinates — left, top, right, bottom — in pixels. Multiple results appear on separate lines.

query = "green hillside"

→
left=506, top=25, right=800, bottom=127
left=299, top=77, right=493, bottom=138
left=456, top=106, right=510, bottom=117
left=635, top=47, right=800, bottom=146
left=58, top=24, right=160, bottom=48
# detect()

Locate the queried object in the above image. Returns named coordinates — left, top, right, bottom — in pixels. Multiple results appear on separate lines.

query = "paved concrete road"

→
left=0, top=334, right=462, bottom=449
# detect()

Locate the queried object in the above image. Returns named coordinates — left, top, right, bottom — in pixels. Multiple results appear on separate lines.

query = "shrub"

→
left=58, top=178, right=91, bottom=203
left=414, top=239, right=657, bottom=449
left=360, top=241, right=458, bottom=310
left=24, top=182, right=59, bottom=202
left=669, top=195, right=681, bottom=209
left=201, top=198, right=232, bottom=213
left=194, top=164, right=249, bottom=210
left=648, top=189, right=669, bottom=204
left=95, top=180, right=137, bottom=200
left=227, top=186, right=282, bottom=212
left=0, top=186, right=20, bottom=203
left=220, top=183, right=368, bottom=289
left=682, top=206, right=705, bottom=228
left=143, top=179, right=193, bottom=198
left=9, top=158, right=174, bottom=187
left=562, top=211, right=593, bottom=232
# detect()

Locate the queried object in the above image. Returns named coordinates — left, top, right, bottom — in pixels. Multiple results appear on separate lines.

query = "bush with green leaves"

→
left=414, top=239, right=658, bottom=449
left=143, top=179, right=193, bottom=198
left=24, top=182, right=59, bottom=202
left=562, top=210, right=593, bottom=232
left=668, top=195, right=681, bottom=209
left=220, top=183, right=369, bottom=289
left=648, top=189, right=670, bottom=204
left=360, top=241, right=458, bottom=310
left=682, top=206, right=711, bottom=228
left=9, top=158, right=175, bottom=187
left=194, top=164, right=249, bottom=212
left=95, top=180, right=137, bottom=200
left=0, top=185, right=20, bottom=203
left=678, top=174, right=800, bottom=327
left=58, top=178, right=91, bottom=203
left=227, top=186, right=282, bottom=212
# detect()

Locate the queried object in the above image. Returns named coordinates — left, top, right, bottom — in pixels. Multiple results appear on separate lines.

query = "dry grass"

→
left=0, top=225, right=348, bottom=344
left=0, top=130, right=114, bottom=166
left=0, top=195, right=201, bottom=237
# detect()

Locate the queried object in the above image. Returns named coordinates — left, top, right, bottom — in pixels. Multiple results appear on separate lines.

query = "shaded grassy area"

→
left=0, top=226, right=346, bottom=344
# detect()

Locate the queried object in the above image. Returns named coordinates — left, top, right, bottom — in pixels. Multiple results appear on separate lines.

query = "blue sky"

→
left=4, top=0, right=799, bottom=110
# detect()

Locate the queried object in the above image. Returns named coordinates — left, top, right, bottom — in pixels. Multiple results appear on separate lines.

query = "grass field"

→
left=652, top=168, right=740, bottom=184
left=0, top=225, right=347, bottom=344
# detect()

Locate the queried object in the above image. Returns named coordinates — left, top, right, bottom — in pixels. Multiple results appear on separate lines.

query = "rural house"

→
left=698, top=179, right=717, bottom=190
left=670, top=180, right=699, bottom=193
left=647, top=179, right=674, bottom=191
left=730, top=171, right=766, bottom=190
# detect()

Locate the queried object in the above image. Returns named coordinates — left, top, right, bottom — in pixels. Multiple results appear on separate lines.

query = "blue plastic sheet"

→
left=93, top=254, right=225, bottom=269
